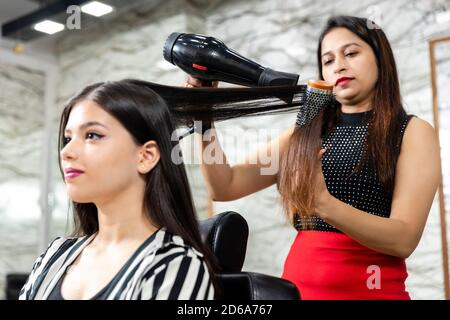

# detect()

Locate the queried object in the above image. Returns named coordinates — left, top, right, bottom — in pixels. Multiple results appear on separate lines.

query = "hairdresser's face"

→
left=60, top=100, right=151, bottom=204
left=320, top=27, right=378, bottom=107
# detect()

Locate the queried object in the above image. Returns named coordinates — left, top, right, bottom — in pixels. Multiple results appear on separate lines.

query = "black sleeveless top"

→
left=47, top=268, right=109, bottom=300
left=294, top=110, right=414, bottom=232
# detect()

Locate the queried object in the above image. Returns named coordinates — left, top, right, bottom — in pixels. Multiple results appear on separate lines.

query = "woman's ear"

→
left=137, top=140, right=160, bottom=174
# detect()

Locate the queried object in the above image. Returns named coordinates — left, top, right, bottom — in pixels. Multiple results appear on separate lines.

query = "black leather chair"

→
left=199, top=210, right=248, bottom=273
left=199, top=211, right=300, bottom=300
left=5, top=273, right=28, bottom=300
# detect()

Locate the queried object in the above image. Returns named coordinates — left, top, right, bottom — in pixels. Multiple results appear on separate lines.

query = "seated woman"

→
left=19, top=79, right=218, bottom=300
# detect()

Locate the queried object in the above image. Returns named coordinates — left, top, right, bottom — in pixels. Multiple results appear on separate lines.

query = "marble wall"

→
left=1, top=0, right=449, bottom=299
left=0, top=63, right=45, bottom=299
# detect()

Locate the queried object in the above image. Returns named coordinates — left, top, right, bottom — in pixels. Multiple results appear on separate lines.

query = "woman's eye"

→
left=323, top=59, right=334, bottom=66
left=63, top=137, right=71, bottom=145
left=86, top=132, right=104, bottom=140
left=345, top=51, right=357, bottom=57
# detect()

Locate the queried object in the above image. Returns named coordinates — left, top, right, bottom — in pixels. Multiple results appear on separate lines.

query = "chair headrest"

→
left=199, top=211, right=249, bottom=273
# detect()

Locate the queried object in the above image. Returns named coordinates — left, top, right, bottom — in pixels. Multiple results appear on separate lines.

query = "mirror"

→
left=429, top=35, right=450, bottom=300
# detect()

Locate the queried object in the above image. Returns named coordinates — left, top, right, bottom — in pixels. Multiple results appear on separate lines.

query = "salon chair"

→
left=199, top=211, right=300, bottom=300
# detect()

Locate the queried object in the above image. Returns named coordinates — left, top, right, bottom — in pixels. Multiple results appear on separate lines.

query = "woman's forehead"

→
left=321, top=28, right=364, bottom=53
left=66, top=100, right=113, bottom=129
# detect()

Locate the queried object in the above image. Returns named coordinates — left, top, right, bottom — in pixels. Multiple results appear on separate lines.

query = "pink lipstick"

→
left=64, top=168, right=84, bottom=180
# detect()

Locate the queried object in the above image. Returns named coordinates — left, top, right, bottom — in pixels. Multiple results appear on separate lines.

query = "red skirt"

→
left=282, top=231, right=410, bottom=300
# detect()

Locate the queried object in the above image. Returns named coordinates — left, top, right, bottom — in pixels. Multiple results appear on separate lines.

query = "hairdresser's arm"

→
left=185, top=76, right=294, bottom=201
left=199, top=124, right=294, bottom=201
left=315, top=118, right=441, bottom=258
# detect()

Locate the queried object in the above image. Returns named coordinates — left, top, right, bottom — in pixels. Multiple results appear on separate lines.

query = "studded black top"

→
left=294, top=110, right=414, bottom=232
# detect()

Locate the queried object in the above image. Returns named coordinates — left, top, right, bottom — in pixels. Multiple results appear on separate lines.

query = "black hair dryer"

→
left=163, top=32, right=299, bottom=87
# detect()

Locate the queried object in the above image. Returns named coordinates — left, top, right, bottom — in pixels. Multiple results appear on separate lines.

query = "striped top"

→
left=18, top=228, right=214, bottom=300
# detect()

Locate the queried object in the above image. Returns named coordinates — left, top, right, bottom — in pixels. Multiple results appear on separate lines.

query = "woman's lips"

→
left=64, top=168, right=84, bottom=180
left=65, top=172, right=83, bottom=180
left=336, top=77, right=354, bottom=87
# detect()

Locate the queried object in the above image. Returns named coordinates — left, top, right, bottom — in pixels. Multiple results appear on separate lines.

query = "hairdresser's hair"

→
left=278, top=15, right=406, bottom=225
left=58, top=79, right=221, bottom=292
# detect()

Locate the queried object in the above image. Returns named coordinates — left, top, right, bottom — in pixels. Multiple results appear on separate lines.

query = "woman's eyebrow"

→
left=321, top=42, right=362, bottom=58
left=65, top=121, right=109, bottom=133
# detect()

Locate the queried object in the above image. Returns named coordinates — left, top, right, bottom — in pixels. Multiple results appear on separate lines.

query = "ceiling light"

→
left=33, top=20, right=64, bottom=35
left=81, top=1, right=114, bottom=17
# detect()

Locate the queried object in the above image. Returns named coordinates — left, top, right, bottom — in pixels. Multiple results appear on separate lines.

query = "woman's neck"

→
left=340, top=93, right=374, bottom=114
left=92, top=183, right=158, bottom=247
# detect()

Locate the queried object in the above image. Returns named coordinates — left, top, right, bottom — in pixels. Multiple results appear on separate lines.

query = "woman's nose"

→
left=60, top=139, right=78, bottom=161
left=333, top=56, right=347, bottom=74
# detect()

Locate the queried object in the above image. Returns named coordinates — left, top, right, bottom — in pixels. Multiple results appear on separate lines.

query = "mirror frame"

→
left=429, top=34, right=450, bottom=300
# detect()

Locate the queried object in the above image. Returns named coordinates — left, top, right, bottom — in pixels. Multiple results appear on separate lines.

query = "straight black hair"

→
left=58, top=79, right=221, bottom=293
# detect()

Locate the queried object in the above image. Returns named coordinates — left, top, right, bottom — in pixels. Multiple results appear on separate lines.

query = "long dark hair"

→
left=58, top=79, right=221, bottom=292
left=138, top=81, right=307, bottom=127
left=278, top=15, right=407, bottom=222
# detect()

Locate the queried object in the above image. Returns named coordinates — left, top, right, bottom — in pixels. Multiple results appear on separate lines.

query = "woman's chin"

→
left=67, top=191, right=92, bottom=203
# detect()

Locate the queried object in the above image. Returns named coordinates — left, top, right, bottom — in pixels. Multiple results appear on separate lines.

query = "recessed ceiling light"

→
left=34, top=20, right=65, bottom=35
left=81, top=1, right=114, bottom=17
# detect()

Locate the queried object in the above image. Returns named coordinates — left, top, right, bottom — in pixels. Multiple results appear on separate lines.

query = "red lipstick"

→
left=335, top=77, right=354, bottom=86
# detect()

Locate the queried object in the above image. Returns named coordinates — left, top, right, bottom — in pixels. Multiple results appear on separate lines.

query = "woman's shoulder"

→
left=403, top=116, right=437, bottom=140
left=134, top=228, right=210, bottom=281
left=39, top=235, right=87, bottom=260
left=134, top=229, right=214, bottom=300
left=399, top=115, right=439, bottom=153
left=48, top=235, right=85, bottom=248
left=153, top=228, right=206, bottom=260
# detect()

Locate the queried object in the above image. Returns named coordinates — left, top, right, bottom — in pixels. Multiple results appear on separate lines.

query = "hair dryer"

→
left=163, top=32, right=299, bottom=87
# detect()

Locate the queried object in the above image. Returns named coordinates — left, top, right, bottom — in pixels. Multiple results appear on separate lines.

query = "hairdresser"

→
left=183, top=16, right=440, bottom=299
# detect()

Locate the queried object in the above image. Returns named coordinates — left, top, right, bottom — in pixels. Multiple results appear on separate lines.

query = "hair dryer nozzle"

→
left=258, top=68, right=299, bottom=86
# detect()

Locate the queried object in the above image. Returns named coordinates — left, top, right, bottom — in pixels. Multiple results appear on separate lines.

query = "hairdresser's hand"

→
left=184, top=76, right=219, bottom=88
left=184, top=76, right=217, bottom=135
left=314, top=148, right=333, bottom=217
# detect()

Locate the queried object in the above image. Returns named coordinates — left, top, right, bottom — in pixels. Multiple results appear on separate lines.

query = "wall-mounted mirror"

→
left=429, top=35, right=450, bottom=300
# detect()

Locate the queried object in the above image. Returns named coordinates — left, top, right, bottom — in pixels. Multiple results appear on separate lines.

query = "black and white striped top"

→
left=18, top=228, right=214, bottom=300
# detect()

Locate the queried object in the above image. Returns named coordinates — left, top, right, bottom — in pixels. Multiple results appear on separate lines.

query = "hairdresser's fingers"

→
left=186, top=76, right=219, bottom=88
left=186, top=75, right=204, bottom=87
